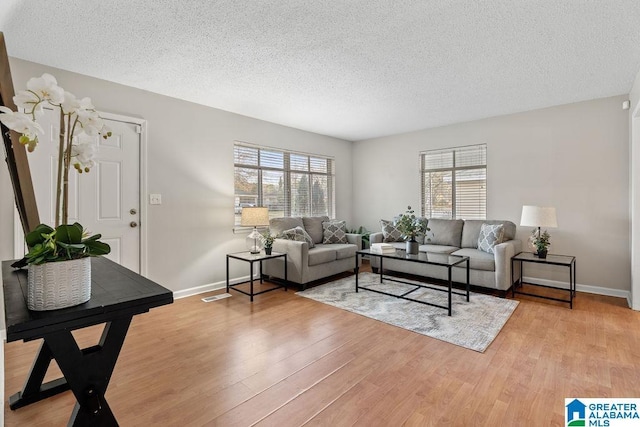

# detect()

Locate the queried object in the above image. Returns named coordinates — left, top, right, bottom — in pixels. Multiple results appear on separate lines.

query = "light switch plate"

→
left=150, top=194, right=162, bottom=205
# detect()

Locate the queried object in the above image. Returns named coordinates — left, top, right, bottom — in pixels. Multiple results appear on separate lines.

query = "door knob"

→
left=130, top=221, right=138, bottom=228
left=130, top=208, right=137, bottom=215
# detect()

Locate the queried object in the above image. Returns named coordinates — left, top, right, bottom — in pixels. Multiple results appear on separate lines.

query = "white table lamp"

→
left=520, top=205, right=558, bottom=254
left=241, top=207, right=269, bottom=253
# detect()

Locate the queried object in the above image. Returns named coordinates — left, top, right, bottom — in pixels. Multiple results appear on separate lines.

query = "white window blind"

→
left=421, top=144, right=486, bottom=220
left=234, top=143, right=335, bottom=226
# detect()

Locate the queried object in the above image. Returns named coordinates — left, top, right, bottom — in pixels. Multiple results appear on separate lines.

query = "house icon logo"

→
left=566, top=399, right=586, bottom=426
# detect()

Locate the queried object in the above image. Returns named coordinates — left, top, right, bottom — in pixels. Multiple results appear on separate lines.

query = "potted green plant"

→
left=531, top=229, right=551, bottom=258
left=0, top=73, right=112, bottom=310
left=396, top=206, right=429, bottom=255
left=16, top=223, right=110, bottom=265
left=261, top=230, right=275, bottom=255
left=348, top=225, right=371, bottom=250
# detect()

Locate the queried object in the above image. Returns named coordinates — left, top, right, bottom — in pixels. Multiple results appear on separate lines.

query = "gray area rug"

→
left=297, top=272, right=519, bottom=352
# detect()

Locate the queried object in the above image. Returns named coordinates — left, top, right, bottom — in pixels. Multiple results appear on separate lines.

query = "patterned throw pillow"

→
left=477, top=223, right=504, bottom=254
left=281, top=226, right=315, bottom=248
left=322, top=220, right=348, bottom=244
left=380, top=219, right=403, bottom=243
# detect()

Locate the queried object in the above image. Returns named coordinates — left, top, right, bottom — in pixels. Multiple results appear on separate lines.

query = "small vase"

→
left=264, top=247, right=272, bottom=255
left=537, top=249, right=548, bottom=259
left=27, top=257, right=91, bottom=311
left=406, top=239, right=419, bottom=255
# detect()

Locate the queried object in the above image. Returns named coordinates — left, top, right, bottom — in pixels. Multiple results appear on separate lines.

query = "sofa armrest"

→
left=272, top=238, right=309, bottom=280
left=493, top=239, right=522, bottom=290
left=345, top=233, right=363, bottom=249
left=370, top=232, right=384, bottom=244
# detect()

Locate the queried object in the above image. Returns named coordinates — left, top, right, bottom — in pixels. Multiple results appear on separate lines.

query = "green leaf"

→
left=57, top=242, right=85, bottom=250
left=83, top=240, right=111, bottom=256
left=56, top=224, right=83, bottom=244
left=25, top=224, right=53, bottom=247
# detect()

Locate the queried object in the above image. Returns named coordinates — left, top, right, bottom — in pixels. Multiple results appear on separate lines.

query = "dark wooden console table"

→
left=2, top=257, right=173, bottom=426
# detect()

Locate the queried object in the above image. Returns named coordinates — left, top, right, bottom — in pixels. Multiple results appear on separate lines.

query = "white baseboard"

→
left=173, top=274, right=254, bottom=300
left=523, top=275, right=630, bottom=301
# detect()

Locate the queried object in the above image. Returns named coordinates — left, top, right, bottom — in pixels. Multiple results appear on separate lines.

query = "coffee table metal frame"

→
left=356, top=249, right=470, bottom=316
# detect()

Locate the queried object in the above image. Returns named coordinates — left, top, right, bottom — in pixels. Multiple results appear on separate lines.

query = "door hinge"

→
left=136, top=125, right=142, bottom=134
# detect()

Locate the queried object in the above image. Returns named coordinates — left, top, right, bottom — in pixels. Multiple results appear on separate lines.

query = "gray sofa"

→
left=369, top=219, right=521, bottom=292
left=263, top=216, right=362, bottom=289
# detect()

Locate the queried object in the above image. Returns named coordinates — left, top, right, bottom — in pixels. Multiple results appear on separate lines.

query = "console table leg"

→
left=9, top=340, right=69, bottom=410
left=43, top=316, right=132, bottom=426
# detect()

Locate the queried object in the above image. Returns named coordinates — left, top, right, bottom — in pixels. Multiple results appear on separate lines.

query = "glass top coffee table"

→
left=356, top=249, right=470, bottom=316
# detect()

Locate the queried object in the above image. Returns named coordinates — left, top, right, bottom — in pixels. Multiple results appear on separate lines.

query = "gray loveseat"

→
left=263, top=216, right=362, bottom=289
left=369, top=219, right=521, bottom=292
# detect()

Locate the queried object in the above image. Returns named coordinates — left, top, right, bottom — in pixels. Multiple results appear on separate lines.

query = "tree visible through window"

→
left=421, top=144, right=487, bottom=220
left=234, top=143, right=335, bottom=225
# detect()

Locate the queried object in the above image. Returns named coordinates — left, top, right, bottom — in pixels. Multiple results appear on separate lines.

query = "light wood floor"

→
left=4, top=264, right=640, bottom=426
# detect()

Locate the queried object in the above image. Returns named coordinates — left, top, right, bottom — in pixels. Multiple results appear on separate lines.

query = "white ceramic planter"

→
left=27, top=257, right=91, bottom=311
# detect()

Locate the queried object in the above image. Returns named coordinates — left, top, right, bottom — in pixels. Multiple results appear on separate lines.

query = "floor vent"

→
left=202, top=293, right=232, bottom=303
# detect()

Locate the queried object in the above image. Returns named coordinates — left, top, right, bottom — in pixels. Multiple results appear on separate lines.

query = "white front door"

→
left=25, top=108, right=142, bottom=273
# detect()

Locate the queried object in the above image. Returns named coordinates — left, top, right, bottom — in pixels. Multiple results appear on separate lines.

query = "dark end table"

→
left=511, top=251, right=576, bottom=308
left=226, top=251, right=288, bottom=301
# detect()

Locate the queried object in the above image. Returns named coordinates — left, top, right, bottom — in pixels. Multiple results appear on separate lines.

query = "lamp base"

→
left=246, top=228, right=263, bottom=254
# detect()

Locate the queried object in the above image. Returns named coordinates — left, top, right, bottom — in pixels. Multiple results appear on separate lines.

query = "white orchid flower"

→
left=13, top=90, right=44, bottom=115
left=0, top=106, right=44, bottom=151
left=26, top=73, right=65, bottom=105
left=70, top=135, right=97, bottom=172
left=99, top=124, right=112, bottom=139
left=7, top=72, right=111, bottom=227
left=78, top=97, right=95, bottom=111
left=61, top=91, right=80, bottom=114
left=76, top=109, right=104, bottom=136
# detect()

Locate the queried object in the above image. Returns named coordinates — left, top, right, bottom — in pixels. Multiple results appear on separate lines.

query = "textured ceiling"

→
left=1, top=1, right=640, bottom=141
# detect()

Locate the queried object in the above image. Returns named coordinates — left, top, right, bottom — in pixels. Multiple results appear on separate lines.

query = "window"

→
left=234, top=143, right=335, bottom=225
left=420, top=144, right=486, bottom=220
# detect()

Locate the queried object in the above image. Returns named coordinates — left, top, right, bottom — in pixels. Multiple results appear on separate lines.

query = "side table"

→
left=226, top=251, right=287, bottom=301
left=511, top=251, right=576, bottom=308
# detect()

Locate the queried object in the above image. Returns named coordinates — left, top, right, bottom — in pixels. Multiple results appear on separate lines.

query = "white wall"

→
left=353, top=96, right=630, bottom=292
left=0, top=58, right=354, bottom=293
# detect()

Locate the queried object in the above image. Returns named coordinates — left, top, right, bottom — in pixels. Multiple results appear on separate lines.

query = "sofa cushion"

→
left=322, top=220, right=348, bottom=244
left=380, top=219, right=404, bottom=242
left=334, top=243, right=357, bottom=260
left=308, top=245, right=337, bottom=266
left=270, top=217, right=304, bottom=237
left=461, top=220, right=516, bottom=248
left=303, top=216, right=330, bottom=244
left=425, top=219, right=464, bottom=247
left=418, top=244, right=459, bottom=254
left=281, top=226, right=315, bottom=248
left=477, top=223, right=504, bottom=254
left=451, top=248, right=496, bottom=271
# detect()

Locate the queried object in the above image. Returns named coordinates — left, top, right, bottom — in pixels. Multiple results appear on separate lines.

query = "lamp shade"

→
left=240, top=207, right=269, bottom=227
left=520, top=205, right=558, bottom=228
